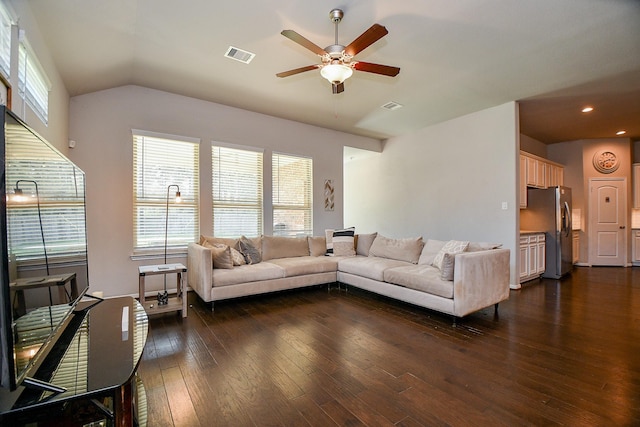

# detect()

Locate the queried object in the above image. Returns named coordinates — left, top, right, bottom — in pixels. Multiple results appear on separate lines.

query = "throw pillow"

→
left=325, top=229, right=334, bottom=255
left=230, top=247, right=246, bottom=266
left=332, top=227, right=356, bottom=257
left=237, top=235, right=262, bottom=264
left=418, top=239, right=447, bottom=265
left=432, top=240, right=469, bottom=270
left=204, top=243, right=233, bottom=269
left=440, top=252, right=456, bottom=281
left=356, top=232, right=377, bottom=256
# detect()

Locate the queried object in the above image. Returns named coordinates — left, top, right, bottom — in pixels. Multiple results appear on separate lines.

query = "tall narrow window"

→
left=272, top=153, right=312, bottom=237
left=0, top=3, right=11, bottom=79
left=133, top=131, right=199, bottom=253
left=18, top=41, right=50, bottom=124
left=212, top=144, right=263, bottom=237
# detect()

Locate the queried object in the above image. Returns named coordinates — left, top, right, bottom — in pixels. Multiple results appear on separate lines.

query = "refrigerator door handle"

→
left=563, top=201, right=572, bottom=237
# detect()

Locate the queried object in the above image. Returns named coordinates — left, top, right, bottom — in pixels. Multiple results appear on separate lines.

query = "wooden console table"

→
left=138, top=263, right=187, bottom=317
left=0, top=296, right=148, bottom=426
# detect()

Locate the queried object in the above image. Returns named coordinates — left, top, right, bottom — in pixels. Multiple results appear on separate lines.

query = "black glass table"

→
left=0, top=296, right=148, bottom=426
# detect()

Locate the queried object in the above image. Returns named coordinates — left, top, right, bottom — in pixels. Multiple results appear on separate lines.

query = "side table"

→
left=10, top=272, right=78, bottom=317
left=138, top=263, right=187, bottom=317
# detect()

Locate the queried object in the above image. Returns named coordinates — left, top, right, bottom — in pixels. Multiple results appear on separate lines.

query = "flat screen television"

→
left=0, top=106, right=89, bottom=391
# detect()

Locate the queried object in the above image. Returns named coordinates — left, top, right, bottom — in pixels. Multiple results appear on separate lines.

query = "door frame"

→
left=587, top=177, right=628, bottom=266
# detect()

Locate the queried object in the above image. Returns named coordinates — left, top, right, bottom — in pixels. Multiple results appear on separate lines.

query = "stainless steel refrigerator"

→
left=521, top=186, right=573, bottom=279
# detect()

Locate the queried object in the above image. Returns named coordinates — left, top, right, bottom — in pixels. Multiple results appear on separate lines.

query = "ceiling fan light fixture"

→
left=320, top=63, right=353, bottom=84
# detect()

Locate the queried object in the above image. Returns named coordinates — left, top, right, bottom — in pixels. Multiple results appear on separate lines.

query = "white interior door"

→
left=588, top=178, right=627, bottom=266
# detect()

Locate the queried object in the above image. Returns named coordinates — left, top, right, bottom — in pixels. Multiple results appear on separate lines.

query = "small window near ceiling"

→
left=272, top=153, right=313, bottom=237
left=18, top=41, right=50, bottom=124
left=212, top=144, right=263, bottom=237
left=132, top=131, right=200, bottom=254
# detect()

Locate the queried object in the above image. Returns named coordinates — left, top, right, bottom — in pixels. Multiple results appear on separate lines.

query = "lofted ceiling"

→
left=23, top=0, right=640, bottom=143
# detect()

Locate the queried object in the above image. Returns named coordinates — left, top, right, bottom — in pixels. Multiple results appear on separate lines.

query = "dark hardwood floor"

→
left=138, top=266, right=640, bottom=426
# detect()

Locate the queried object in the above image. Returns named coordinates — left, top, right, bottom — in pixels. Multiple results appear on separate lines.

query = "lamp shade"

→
left=320, top=63, right=353, bottom=84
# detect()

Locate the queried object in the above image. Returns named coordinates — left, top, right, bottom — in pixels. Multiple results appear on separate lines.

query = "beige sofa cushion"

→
left=202, top=241, right=234, bottom=269
left=368, top=234, right=424, bottom=264
left=200, top=235, right=238, bottom=247
left=212, top=262, right=284, bottom=287
left=356, top=232, right=377, bottom=256
left=267, top=256, right=339, bottom=277
left=262, top=236, right=309, bottom=260
left=338, top=256, right=411, bottom=281
left=384, top=264, right=454, bottom=299
left=308, top=236, right=327, bottom=256
left=418, top=239, right=447, bottom=265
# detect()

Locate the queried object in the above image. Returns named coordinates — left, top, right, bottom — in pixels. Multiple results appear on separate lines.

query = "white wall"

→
left=6, top=0, right=69, bottom=150
left=68, top=85, right=380, bottom=297
left=345, top=102, right=519, bottom=286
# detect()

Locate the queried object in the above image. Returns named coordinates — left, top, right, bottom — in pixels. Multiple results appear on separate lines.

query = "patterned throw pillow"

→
left=432, top=240, right=469, bottom=270
left=237, top=235, right=262, bottom=264
left=332, top=227, right=356, bottom=257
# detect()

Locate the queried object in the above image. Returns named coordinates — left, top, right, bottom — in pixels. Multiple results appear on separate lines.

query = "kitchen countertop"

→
left=520, top=230, right=545, bottom=235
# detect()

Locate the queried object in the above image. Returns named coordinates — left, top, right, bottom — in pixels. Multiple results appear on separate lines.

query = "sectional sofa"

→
left=187, top=233, right=510, bottom=321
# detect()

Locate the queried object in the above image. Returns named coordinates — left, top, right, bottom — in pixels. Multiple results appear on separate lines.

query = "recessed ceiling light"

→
left=581, top=106, right=594, bottom=113
left=616, top=130, right=626, bottom=135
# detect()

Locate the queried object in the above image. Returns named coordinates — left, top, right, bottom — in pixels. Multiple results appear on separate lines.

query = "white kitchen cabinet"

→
left=633, top=164, right=640, bottom=209
left=520, top=233, right=545, bottom=283
left=520, top=155, right=527, bottom=208
left=633, top=230, right=640, bottom=266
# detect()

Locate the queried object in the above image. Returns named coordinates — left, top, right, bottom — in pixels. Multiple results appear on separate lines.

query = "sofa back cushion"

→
left=200, top=235, right=238, bottom=248
left=356, top=232, right=377, bottom=256
left=368, top=234, right=424, bottom=264
left=418, top=239, right=447, bottom=265
left=308, top=236, right=327, bottom=257
left=262, top=235, right=309, bottom=260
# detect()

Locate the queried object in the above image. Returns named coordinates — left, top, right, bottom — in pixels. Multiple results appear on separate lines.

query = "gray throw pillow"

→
left=237, top=235, right=262, bottom=264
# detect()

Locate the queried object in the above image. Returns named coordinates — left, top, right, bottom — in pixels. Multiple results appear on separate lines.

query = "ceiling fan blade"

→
left=281, top=30, right=328, bottom=56
left=332, top=82, right=345, bottom=94
left=276, top=65, right=319, bottom=78
left=344, top=24, right=389, bottom=57
left=353, top=61, right=400, bottom=77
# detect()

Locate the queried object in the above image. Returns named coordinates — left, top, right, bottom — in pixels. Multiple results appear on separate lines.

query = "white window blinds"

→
left=18, top=42, right=50, bottom=124
left=212, top=145, right=263, bottom=237
left=5, top=123, right=86, bottom=263
left=272, top=153, right=312, bottom=237
left=0, top=4, right=11, bottom=78
left=133, top=131, right=199, bottom=252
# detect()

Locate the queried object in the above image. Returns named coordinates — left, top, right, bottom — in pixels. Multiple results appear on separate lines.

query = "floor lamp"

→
left=158, top=184, right=181, bottom=305
left=13, top=180, right=53, bottom=306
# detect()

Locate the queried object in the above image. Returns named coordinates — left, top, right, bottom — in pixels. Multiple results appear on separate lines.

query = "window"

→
left=133, top=131, right=199, bottom=253
left=0, top=3, right=11, bottom=79
left=18, top=41, right=50, bottom=124
left=212, top=144, right=263, bottom=237
left=5, top=124, right=86, bottom=263
left=272, top=153, right=312, bottom=236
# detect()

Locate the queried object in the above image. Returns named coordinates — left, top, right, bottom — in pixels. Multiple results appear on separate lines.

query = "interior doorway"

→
left=588, top=177, right=627, bottom=266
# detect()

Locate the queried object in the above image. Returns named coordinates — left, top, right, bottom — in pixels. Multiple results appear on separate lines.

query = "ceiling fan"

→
left=276, top=9, right=400, bottom=94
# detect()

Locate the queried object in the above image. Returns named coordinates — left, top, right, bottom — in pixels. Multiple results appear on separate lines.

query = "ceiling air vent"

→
left=381, top=101, right=403, bottom=111
left=224, top=46, right=255, bottom=64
